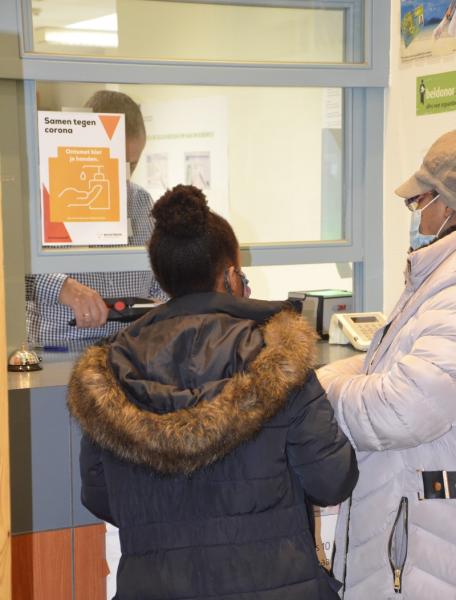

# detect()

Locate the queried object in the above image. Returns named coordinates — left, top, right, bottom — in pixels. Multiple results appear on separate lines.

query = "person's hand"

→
left=59, top=277, right=109, bottom=328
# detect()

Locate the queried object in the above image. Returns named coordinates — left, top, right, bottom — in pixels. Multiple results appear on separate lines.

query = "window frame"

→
left=18, top=0, right=382, bottom=76
left=1, top=0, right=389, bottom=311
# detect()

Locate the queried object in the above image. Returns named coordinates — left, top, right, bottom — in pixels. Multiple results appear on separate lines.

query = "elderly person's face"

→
left=405, top=191, right=453, bottom=234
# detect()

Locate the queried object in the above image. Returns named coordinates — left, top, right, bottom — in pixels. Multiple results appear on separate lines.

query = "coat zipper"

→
left=388, top=497, right=409, bottom=594
left=367, top=321, right=392, bottom=373
left=393, top=568, right=402, bottom=593
left=340, top=494, right=353, bottom=599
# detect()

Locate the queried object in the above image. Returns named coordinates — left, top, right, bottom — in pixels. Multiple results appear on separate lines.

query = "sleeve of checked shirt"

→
left=25, top=273, right=69, bottom=305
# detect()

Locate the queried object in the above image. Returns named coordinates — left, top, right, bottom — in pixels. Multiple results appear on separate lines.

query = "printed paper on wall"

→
left=401, top=1, right=456, bottom=62
left=38, top=111, right=128, bottom=246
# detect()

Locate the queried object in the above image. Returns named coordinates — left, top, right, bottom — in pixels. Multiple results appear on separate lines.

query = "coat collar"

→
left=67, top=309, right=316, bottom=475
left=406, top=231, right=456, bottom=291
left=368, top=231, right=456, bottom=373
left=122, top=292, right=292, bottom=330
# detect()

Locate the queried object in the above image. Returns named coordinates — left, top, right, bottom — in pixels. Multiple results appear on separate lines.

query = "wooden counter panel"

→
left=12, top=530, right=71, bottom=600
left=74, top=524, right=107, bottom=600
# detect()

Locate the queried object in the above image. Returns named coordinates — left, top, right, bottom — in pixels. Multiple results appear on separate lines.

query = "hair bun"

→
left=152, top=185, right=209, bottom=239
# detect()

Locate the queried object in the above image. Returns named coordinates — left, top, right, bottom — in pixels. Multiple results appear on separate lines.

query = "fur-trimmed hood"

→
left=68, top=301, right=317, bottom=475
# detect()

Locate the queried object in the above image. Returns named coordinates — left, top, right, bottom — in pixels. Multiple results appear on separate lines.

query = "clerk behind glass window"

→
left=26, top=91, right=167, bottom=346
left=317, top=130, right=456, bottom=599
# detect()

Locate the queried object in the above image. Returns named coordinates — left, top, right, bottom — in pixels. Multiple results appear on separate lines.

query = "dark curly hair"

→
left=148, top=185, right=239, bottom=297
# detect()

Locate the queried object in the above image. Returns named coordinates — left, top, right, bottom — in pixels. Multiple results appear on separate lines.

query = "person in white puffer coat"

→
left=318, top=130, right=456, bottom=600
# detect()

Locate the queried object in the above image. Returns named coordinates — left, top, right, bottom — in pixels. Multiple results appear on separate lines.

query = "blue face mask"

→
left=409, top=211, right=436, bottom=250
left=409, top=194, right=450, bottom=250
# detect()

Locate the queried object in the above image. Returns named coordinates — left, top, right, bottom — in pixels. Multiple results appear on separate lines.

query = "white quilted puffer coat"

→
left=318, top=231, right=456, bottom=600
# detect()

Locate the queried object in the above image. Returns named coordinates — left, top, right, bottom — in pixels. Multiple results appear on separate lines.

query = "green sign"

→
left=417, top=72, right=456, bottom=116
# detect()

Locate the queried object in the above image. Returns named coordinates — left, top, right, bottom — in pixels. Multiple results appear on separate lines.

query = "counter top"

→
left=8, top=358, right=74, bottom=391
left=8, top=340, right=362, bottom=391
left=8, top=348, right=80, bottom=391
left=315, top=340, right=361, bottom=367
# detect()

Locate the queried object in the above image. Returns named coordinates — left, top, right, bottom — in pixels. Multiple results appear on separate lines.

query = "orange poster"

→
left=38, top=111, right=127, bottom=246
left=49, top=147, right=119, bottom=222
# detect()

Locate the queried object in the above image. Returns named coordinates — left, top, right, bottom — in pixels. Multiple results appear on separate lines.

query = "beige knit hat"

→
left=395, top=130, right=456, bottom=210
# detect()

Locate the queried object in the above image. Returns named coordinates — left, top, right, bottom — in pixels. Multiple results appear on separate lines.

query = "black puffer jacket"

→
left=68, top=293, right=358, bottom=600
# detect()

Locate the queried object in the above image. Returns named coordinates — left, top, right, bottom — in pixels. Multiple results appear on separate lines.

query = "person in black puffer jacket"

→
left=68, top=184, right=358, bottom=600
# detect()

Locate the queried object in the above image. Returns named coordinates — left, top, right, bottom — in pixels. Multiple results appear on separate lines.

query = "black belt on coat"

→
left=420, top=470, right=456, bottom=499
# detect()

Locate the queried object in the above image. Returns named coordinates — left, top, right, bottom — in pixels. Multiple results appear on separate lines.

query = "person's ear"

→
left=448, top=209, right=456, bottom=227
left=225, top=265, right=237, bottom=294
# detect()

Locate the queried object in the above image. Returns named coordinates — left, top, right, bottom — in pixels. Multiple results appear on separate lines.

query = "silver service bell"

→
left=8, top=344, right=42, bottom=372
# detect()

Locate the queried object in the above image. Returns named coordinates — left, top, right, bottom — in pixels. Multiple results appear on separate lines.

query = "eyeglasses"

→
left=404, top=195, right=422, bottom=212
left=404, top=193, right=439, bottom=212
left=235, top=268, right=250, bottom=296
left=224, top=267, right=250, bottom=296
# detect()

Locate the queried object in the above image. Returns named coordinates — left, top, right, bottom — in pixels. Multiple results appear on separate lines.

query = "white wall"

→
left=384, top=1, right=456, bottom=314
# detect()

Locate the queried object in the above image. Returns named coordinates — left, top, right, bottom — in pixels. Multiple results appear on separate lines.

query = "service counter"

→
left=8, top=346, right=104, bottom=599
left=8, top=352, right=75, bottom=391
left=8, top=340, right=359, bottom=391
left=8, top=340, right=361, bottom=599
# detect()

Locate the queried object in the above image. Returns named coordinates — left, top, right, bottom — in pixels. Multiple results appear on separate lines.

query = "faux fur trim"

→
left=67, top=310, right=317, bottom=474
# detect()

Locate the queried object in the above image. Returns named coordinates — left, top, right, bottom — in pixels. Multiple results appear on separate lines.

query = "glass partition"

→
left=36, top=81, right=345, bottom=252
left=244, top=262, right=352, bottom=301
left=28, top=0, right=364, bottom=64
